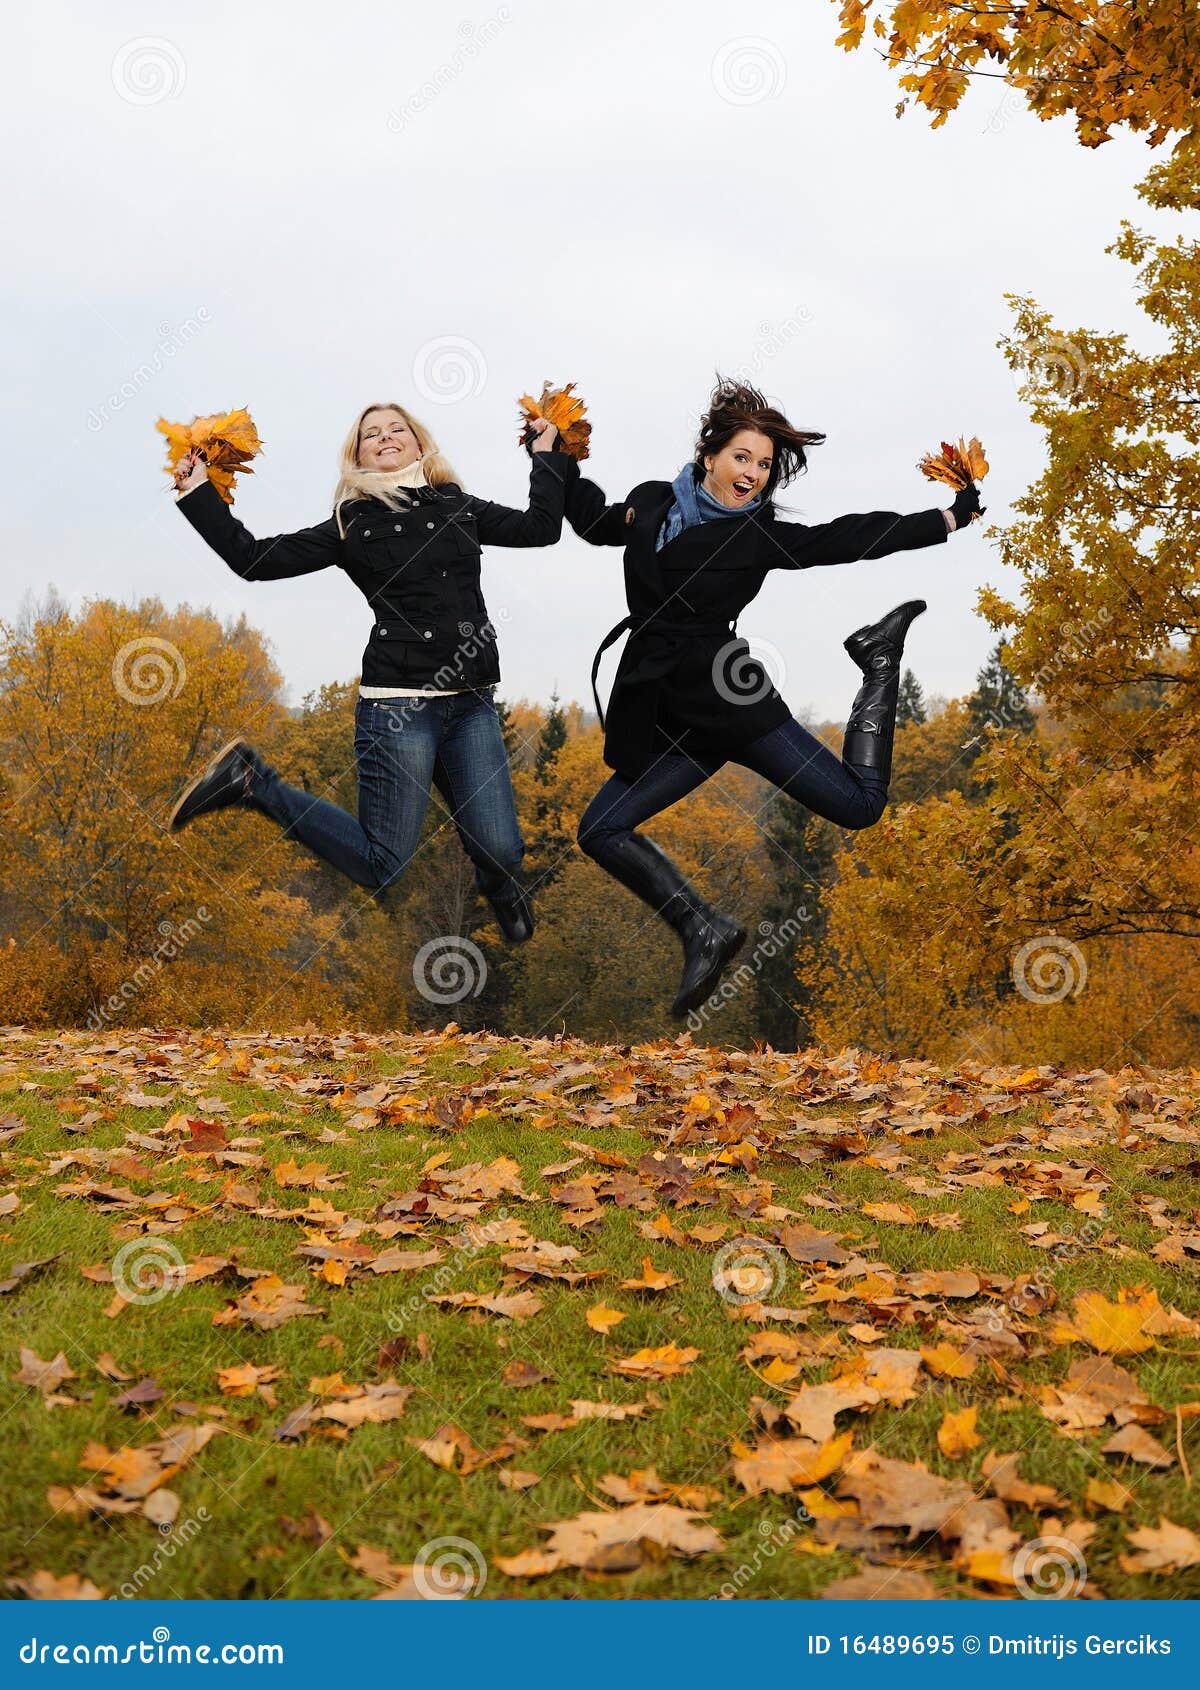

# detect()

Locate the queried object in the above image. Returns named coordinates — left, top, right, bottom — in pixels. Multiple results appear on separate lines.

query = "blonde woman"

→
left=167, top=403, right=575, bottom=941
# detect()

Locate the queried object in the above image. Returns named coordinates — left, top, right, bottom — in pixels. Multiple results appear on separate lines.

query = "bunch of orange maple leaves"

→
left=918, top=434, right=988, bottom=516
left=517, top=382, right=591, bottom=459
left=157, top=408, right=262, bottom=506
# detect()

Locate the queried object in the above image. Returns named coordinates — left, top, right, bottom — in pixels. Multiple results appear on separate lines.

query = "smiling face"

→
left=702, top=427, right=774, bottom=508
left=357, top=407, right=421, bottom=471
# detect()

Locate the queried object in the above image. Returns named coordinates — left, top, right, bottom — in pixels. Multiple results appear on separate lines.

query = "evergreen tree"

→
left=896, top=668, right=927, bottom=726
left=755, top=797, right=840, bottom=1049
left=966, top=641, right=1035, bottom=744
left=494, top=695, right=519, bottom=759
left=535, top=689, right=568, bottom=781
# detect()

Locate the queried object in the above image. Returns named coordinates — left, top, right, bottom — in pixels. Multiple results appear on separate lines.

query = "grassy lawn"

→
left=2, top=1026, right=1199, bottom=1601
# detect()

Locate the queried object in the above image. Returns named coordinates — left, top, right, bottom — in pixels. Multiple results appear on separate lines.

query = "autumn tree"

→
left=800, top=150, right=1200, bottom=1065
left=834, top=1, right=1200, bottom=153
left=0, top=598, right=357, bottom=1027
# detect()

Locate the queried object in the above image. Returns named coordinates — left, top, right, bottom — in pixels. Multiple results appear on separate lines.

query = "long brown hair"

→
left=694, top=376, right=825, bottom=503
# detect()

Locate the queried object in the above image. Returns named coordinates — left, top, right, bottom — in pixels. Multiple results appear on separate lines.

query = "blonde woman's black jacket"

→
left=176, top=451, right=579, bottom=691
left=567, top=475, right=950, bottom=779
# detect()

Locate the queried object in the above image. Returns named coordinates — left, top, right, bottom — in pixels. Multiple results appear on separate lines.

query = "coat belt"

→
left=589, top=613, right=736, bottom=729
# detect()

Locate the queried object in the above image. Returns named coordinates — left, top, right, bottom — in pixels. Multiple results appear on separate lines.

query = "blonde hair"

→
left=332, top=402, right=460, bottom=537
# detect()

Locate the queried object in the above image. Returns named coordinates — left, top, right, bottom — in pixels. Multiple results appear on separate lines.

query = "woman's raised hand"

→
left=950, top=481, right=985, bottom=527
left=173, top=447, right=210, bottom=495
left=528, top=417, right=560, bottom=454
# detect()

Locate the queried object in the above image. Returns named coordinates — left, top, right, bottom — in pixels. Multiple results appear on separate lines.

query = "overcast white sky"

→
left=6, top=2, right=1177, bottom=721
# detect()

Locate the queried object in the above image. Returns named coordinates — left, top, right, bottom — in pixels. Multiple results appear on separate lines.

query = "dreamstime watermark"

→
left=1013, top=1534, right=1089, bottom=1599
left=111, top=37, right=186, bottom=106
left=112, top=1508, right=211, bottom=1600
left=411, top=1534, right=488, bottom=1598
left=386, top=11, right=512, bottom=132
left=711, top=1506, right=810, bottom=1598
left=1011, top=333, right=1089, bottom=401
left=411, top=335, right=488, bottom=405
left=687, top=906, right=811, bottom=1031
left=412, top=935, right=488, bottom=1004
left=87, top=308, right=212, bottom=432
left=711, top=37, right=787, bottom=105
left=712, top=1237, right=787, bottom=1305
left=384, top=1208, right=512, bottom=1332
left=981, top=1215, right=1105, bottom=1337
left=683, top=307, right=814, bottom=435
left=369, top=612, right=512, bottom=730
left=1028, top=608, right=1113, bottom=701
left=1012, top=934, right=1087, bottom=1004
left=982, top=24, right=1085, bottom=137
left=711, top=636, right=787, bottom=708
left=86, top=910, right=212, bottom=1030
left=112, top=637, right=187, bottom=705
left=111, top=1236, right=187, bottom=1305
left=730, top=309, right=815, bottom=390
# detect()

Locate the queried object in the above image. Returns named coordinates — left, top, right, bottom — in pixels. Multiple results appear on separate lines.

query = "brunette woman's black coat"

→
left=567, top=472, right=949, bottom=779
left=176, top=451, right=579, bottom=691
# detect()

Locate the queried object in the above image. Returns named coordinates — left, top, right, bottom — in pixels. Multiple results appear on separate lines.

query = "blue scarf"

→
left=656, top=462, right=764, bottom=552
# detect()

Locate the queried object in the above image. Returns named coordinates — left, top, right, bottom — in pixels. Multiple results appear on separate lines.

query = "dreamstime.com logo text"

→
left=18, top=1625, right=282, bottom=1666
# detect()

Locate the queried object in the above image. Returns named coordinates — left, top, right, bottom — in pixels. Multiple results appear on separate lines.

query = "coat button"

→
left=364, top=528, right=371, bottom=537
left=426, top=519, right=435, bottom=529
left=423, top=630, right=432, bottom=639
left=379, top=626, right=388, bottom=635
left=441, top=570, right=447, bottom=577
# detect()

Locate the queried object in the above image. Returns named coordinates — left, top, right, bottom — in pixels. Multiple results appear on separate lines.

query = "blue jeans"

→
left=252, top=690, right=523, bottom=897
left=577, top=715, right=888, bottom=858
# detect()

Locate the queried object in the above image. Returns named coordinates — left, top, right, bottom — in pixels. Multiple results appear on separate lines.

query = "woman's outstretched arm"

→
left=765, top=481, right=981, bottom=570
left=764, top=505, right=953, bottom=570
left=174, top=466, right=342, bottom=582
left=462, top=421, right=576, bottom=547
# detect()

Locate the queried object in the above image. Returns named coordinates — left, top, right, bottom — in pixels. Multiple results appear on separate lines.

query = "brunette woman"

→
left=568, top=378, right=983, bottom=1015
left=167, top=403, right=577, bottom=940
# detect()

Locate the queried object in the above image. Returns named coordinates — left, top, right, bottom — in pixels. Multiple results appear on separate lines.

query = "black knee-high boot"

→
left=841, top=600, right=927, bottom=785
left=587, top=832, right=746, bottom=1017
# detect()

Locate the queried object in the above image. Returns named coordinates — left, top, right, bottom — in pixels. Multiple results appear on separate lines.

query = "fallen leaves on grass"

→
left=610, top=1344, right=700, bottom=1381
left=496, top=1502, right=721, bottom=1577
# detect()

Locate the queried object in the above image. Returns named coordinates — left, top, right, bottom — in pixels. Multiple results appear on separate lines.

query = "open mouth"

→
left=732, top=480, right=754, bottom=499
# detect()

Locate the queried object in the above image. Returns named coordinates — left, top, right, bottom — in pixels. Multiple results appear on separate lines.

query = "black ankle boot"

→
left=485, top=879, right=534, bottom=944
left=591, top=833, right=746, bottom=1017
left=169, top=739, right=270, bottom=833
left=842, top=600, right=927, bottom=784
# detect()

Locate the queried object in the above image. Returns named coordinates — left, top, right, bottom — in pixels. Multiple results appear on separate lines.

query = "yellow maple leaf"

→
left=1068, top=1288, right=1160, bottom=1354
left=938, top=1404, right=982, bottom=1459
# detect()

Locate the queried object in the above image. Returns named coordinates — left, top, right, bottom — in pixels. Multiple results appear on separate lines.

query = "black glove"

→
left=950, top=481, right=985, bottom=528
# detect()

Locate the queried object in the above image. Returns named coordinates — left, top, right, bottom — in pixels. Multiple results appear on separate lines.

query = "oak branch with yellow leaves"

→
left=834, top=0, right=1200, bottom=154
